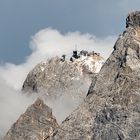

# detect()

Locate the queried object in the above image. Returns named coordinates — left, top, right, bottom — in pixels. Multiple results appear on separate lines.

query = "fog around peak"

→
left=0, top=28, right=116, bottom=137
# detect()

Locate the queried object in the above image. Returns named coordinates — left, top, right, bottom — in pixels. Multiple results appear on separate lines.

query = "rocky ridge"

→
left=22, top=51, right=104, bottom=99
left=4, top=11, right=140, bottom=140
left=3, top=98, right=59, bottom=140
left=49, top=11, right=140, bottom=140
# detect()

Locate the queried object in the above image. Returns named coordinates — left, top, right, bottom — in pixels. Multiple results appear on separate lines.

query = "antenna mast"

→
left=75, top=44, right=77, bottom=51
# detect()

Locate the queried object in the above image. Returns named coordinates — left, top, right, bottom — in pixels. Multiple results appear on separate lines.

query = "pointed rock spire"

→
left=3, top=98, right=59, bottom=140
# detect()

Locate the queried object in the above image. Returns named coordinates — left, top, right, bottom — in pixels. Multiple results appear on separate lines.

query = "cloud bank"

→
left=0, top=28, right=116, bottom=137
left=0, top=76, right=36, bottom=138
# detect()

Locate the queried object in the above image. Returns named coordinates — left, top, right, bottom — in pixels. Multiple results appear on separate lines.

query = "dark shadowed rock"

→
left=49, top=11, right=140, bottom=140
left=126, top=11, right=140, bottom=28
left=3, top=98, right=59, bottom=140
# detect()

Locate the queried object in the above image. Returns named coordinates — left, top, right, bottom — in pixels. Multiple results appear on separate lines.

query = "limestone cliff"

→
left=22, top=52, right=104, bottom=100
left=49, top=11, right=140, bottom=140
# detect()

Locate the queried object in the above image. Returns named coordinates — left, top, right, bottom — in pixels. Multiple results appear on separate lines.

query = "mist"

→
left=0, top=76, right=36, bottom=138
left=0, top=28, right=116, bottom=138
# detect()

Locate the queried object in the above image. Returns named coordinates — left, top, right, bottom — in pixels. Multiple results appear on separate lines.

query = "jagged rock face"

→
left=50, top=11, right=140, bottom=140
left=22, top=54, right=104, bottom=99
left=3, top=98, right=59, bottom=140
left=126, top=11, right=140, bottom=28
left=74, top=53, right=104, bottom=74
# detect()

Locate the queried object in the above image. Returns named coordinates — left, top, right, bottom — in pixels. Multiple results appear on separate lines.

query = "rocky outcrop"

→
left=126, top=11, right=140, bottom=28
left=3, top=98, right=59, bottom=140
left=22, top=53, right=104, bottom=99
left=49, top=11, right=140, bottom=140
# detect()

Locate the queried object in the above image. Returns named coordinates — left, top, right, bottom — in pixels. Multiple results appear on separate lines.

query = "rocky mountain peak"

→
left=126, top=11, right=140, bottom=28
left=3, top=98, right=59, bottom=140
left=26, top=98, right=52, bottom=117
left=22, top=50, right=104, bottom=99
left=33, top=98, right=44, bottom=107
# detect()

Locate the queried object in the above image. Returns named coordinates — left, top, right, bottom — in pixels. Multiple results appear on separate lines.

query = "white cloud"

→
left=0, top=28, right=116, bottom=137
left=0, top=76, right=36, bottom=138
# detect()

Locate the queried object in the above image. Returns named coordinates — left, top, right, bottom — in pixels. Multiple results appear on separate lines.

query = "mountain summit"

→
left=4, top=98, right=59, bottom=140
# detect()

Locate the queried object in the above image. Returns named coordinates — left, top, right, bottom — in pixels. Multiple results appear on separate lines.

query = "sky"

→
left=0, top=0, right=140, bottom=138
left=1, top=0, right=140, bottom=64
